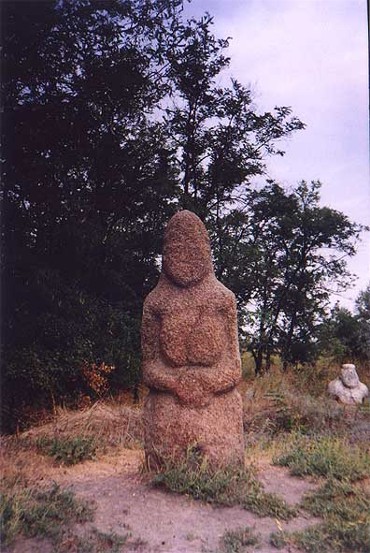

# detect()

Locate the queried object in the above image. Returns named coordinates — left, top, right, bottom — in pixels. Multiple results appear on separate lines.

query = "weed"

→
left=270, top=479, right=370, bottom=552
left=297, top=478, right=370, bottom=551
left=36, top=435, right=97, bottom=465
left=152, top=453, right=296, bottom=520
left=56, top=527, right=130, bottom=553
left=219, top=526, right=260, bottom=552
left=301, top=478, right=370, bottom=521
left=243, top=368, right=352, bottom=446
left=293, top=518, right=370, bottom=553
left=270, top=530, right=289, bottom=549
left=274, top=435, right=370, bottom=481
left=0, top=481, right=94, bottom=545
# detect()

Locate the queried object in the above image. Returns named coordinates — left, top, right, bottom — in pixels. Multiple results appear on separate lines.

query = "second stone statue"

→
left=142, top=210, right=244, bottom=469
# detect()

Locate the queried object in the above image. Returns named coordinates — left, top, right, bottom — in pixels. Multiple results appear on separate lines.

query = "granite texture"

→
left=142, top=210, right=244, bottom=469
left=328, top=364, right=369, bottom=405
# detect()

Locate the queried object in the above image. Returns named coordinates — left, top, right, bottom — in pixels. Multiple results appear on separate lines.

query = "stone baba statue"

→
left=142, top=210, right=244, bottom=469
left=328, top=364, right=369, bottom=405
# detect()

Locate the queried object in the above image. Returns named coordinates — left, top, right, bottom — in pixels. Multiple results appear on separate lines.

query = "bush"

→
left=36, top=435, right=97, bottom=465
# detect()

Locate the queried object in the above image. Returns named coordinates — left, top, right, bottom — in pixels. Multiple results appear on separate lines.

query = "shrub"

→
left=36, top=435, right=97, bottom=465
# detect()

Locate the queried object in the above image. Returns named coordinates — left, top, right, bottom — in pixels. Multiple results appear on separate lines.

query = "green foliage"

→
left=301, top=478, right=370, bottom=521
left=152, top=452, right=296, bottom=520
left=274, top=436, right=370, bottom=481
left=36, top=435, right=97, bottom=465
left=59, top=528, right=130, bottom=553
left=1, top=0, right=365, bottom=423
left=216, top=180, right=363, bottom=374
left=219, top=526, right=260, bottom=553
left=319, top=285, right=370, bottom=365
left=0, top=482, right=94, bottom=545
left=293, top=518, right=370, bottom=553
left=1, top=0, right=181, bottom=426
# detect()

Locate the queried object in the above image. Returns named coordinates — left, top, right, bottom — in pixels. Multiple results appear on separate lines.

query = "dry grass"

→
left=21, top=400, right=144, bottom=451
left=0, top=435, right=55, bottom=486
left=242, top=364, right=370, bottom=450
left=0, top=401, right=144, bottom=491
left=1, top=362, right=369, bottom=552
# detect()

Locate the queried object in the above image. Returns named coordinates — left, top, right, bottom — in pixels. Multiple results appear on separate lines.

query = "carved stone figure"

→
left=142, top=210, right=244, bottom=469
left=328, top=364, right=369, bottom=405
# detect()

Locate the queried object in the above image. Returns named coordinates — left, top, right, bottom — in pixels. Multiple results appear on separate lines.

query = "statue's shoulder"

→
left=143, top=277, right=171, bottom=312
left=207, top=276, right=237, bottom=306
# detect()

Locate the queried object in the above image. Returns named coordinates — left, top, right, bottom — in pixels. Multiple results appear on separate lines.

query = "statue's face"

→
left=162, top=211, right=213, bottom=287
left=341, top=364, right=359, bottom=388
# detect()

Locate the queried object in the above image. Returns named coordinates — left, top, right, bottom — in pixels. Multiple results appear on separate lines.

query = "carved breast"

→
left=160, top=308, right=225, bottom=367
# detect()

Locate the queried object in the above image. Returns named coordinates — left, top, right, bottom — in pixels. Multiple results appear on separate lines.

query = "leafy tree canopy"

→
left=1, top=0, right=365, bottom=427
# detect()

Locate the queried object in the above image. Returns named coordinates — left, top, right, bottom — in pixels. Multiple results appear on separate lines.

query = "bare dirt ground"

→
left=4, top=446, right=320, bottom=553
left=4, top=389, right=369, bottom=553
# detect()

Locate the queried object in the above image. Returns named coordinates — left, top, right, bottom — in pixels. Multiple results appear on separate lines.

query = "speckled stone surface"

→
left=328, top=364, right=369, bottom=405
left=142, top=210, right=244, bottom=469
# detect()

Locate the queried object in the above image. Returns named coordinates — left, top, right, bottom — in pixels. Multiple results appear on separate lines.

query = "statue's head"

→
left=340, top=364, right=359, bottom=388
left=162, top=210, right=213, bottom=287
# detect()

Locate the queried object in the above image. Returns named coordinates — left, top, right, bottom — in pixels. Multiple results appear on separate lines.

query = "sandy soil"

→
left=4, top=448, right=320, bottom=553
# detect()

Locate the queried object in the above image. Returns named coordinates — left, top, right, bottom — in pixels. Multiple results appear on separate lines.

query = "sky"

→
left=184, top=0, right=370, bottom=310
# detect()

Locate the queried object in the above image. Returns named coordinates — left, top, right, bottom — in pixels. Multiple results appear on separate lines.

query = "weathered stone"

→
left=328, top=364, right=369, bottom=405
left=142, top=210, right=244, bottom=469
left=340, top=364, right=360, bottom=388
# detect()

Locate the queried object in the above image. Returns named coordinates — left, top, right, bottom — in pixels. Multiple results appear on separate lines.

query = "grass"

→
left=274, top=435, right=370, bottom=481
left=270, top=474, right=370, bottom=552
left=36, top=435, right=97, bottom=465
left=21, top=400, right=144, bottom=452
left=152, top=450, right=296, bottom=520
left=219, top=526, right=260, bottom=553
left=301, top=478, right=370, bottom=520
left=2, top=363, right=369, bottom=551
left=242, top=370, right=357, bottom=453
left=293, top=517, right=370, bottom=553
left=0, top=480, right=95, bottom=545
left=55, top=527, right=132, bottom=553
left=295, top=478, right=370, bottom=552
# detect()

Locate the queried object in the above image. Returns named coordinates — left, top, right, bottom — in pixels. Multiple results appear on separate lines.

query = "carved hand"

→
left=175, top=371, right=212, bottom=408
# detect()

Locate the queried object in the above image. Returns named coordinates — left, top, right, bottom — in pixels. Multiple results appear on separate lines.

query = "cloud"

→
left=185, top=0, right=369, bottom=306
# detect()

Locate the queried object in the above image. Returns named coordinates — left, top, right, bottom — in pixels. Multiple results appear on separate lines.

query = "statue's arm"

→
left=141, top=302, right=180, bottom=393
left=213, top=294, right=242, bottom=393
left=177, top=294, right=242, bottom=398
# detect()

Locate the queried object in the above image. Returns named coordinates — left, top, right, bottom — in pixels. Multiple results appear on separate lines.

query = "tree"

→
left=355, top=285, right=370, bottom=364
left=318, top=285, right=370, bottom=365
left=2, top=0, right=363, bottom=427
left=161, top=14, right=305, bottom=217
left=212, top=181, right=363, bottom=374
left=1, top=0, right=183, bottom=426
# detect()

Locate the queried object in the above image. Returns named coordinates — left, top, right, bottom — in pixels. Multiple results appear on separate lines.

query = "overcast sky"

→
left=184, top=0, right=369, bottom=310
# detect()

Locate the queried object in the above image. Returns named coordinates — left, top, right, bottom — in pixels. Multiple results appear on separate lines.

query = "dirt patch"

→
left=256, top=465, right=318, bottom=506
left=3, top=448, right=320, bottom=553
